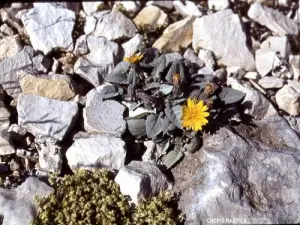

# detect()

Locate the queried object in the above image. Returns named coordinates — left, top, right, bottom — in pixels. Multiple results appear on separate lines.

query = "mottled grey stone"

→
left=183, top=48, right=205, bottom=68
left=66, top=133, right=126, bottom=171
left=275, top=85, right=300, bottom=116
left=17, top=93, right=79, bottom=141
left=122, top=34, right=144, bottom=57
left=115, top=161, right=171, bottom=204
left=0, top=177, right=53, bottom=225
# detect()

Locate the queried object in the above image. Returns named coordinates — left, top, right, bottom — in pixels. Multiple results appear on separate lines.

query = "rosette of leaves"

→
left=31, top=169, right=185, bottom=225
left=104, top=48, right=245, bottom=170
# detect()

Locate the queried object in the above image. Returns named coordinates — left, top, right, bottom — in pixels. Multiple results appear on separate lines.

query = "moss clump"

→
left=31, top=168, right=185, bottom=225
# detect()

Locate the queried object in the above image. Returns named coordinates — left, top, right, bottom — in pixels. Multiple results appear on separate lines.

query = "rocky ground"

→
left=0, top=0, right=300, bottom=224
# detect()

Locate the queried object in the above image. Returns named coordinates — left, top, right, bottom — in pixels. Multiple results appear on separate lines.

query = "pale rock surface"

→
left=0, top=35, right=23, bottom=61
left=173, top=0, right=202, bottom=17
left=21, top=3, right=75, bottom=55
left=258, top=76, right=284, bottom=89
left=248, top=2, right=298, bottom=36
left=113, top=1, right=142, bottom=16
left=66, top=133, right=126, bottom=171
left=245, top=71, right=260, bottom=80
left=17, top=94, right=79, bottom=141
left=183, top=48, right=205, bottom=68
left=208, top=0, right=230, bottom=10
left=255, top=48, right=276, bottom=77
left=198, top=49, right=215, bottom=69
left=146, top=1, right=174, bottom=10
left=121, top=34, right=144, bottom=57
left=0, top=177, right=53, bottom=225
left=289, top=55, right=300, bottom=81
left=193, top=9, right=255, bottom=71
left=153, top=16, right=196, bottom=53
left=275, top=85, right=300, bottom=116
left=133, top=5, right=167, bottom=30
left=260, top=36, right=291, bottom=58
left=115, top=161, right=171, bottom=204
left=82, top=1, right=105, bottom=15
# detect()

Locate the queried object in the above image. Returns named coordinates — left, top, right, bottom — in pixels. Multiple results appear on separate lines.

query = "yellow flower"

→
left=123, top=53, right=143, bottom=64
left=181, top=98, right=210, bottom=131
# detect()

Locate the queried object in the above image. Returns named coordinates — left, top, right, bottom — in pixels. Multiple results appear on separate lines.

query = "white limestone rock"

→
left=245, top=71, right=261, bottom=80
left=193, top=9, right=255, bottom=71
left=198, top=49, right=216, bottom=69
left=66, top=133, right=126, bottom=171
left=208, top=0, right=230, bottom=10
left=173, top=0, right=202, bottom=17
left=276, top=85, right=300, bottom=116
left=0, top=35, right=22, bottom=61
left=82, top=1, right=105, bottom=15
left=255, top=48, right=276, bottom=77
left=258, top=76, right=284, bottom=89
left=260, top=36, right=291, bottom=58
left=121, top=34, right=144, bottom=57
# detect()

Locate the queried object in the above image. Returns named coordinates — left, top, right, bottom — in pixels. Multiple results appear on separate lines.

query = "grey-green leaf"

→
left=161, top=149, right=184, bottom=169
left=146, top=114, right=164, bottom=139
left=105, top=61, right=130, bottom=84
left=218, top=87, right=245, bottom=105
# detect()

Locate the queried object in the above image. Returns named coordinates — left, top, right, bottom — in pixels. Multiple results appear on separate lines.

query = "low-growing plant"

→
left=31, top=168, right=185, bottom=225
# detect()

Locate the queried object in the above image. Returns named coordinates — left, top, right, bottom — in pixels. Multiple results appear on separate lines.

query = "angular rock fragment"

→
left=0, top=177, right=53, bottom=225
left=74, top=36, right=120, bottom=87
left=193, top=9, right=255, bottom=71
left=173, top=0, right=202, bottom=17
left=0, top=35, right=23, bottom=61
left=248, top=2, right=298, bottom=36
left=115, top=161, right=171, bottom=204
left=66, top=133, right=126, bottom=171
left=183, top=48, right=204, bottom=68
left=19, top=73, right=76, bottom=100
left=0, top=131, right=15, bottom=156
left=21, top=3, right=75, bottom=54
left=258, top=76, right=284, bottom=89
left=153, top=16, right=195, bottom=53
left=275, top=85, right=300, bottom=116
left=245, top=71, right=260, bottom=80
left=92, top=10, right=137, bottom=41
left=133, top=5, right=167, bottom=31
left=146, top=1, right=174, bottom=10
left=198, top=49, right=216, bottom=69
left=73, top=35, right=88, bottom=55
left=32, top=54, right=52, bottom=73
left=17, top=94, right=79, bottom=141
left=255, top=48, right=276, bottom=77
left=122, top=34, right=144, bottom=57
left=208, top=0, right=229, bottom=10
left=83, top=88, right=126, bottom=137
left=82, top=1, right=105, bottom=15
left=113, top=1, right=142, bottom=16
left=260, top=36, right=291, bottom=58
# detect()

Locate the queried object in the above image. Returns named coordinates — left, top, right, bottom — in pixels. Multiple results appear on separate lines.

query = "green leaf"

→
left=218, top=87, right=245, bottom=105
left=127, top=119, right=146, bottom=138
left=105, top=61, right=130, bottom=84
left=165, top=104, right=183, bottom=129
left=161, top=149, right=184, bottom=169
left=146, top=114, right=164, bottom=139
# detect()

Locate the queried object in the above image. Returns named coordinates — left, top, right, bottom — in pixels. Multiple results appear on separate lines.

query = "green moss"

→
left=31, top=168, right=185, bottom=225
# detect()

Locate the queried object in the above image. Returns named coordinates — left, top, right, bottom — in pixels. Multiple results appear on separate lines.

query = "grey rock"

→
left=0, top=177, right=53, bottom=225
left=66, top=133, right=126, bottom=171
left=32, top=54, right=52, bottom=73
left=146, top=0, right=174, bottom=10
left=255, top=48, right=276, bottom=77
left=198, top=67, right=214, bottom=75
left=74, top=35, right=120, bottom=87
left=183, top=48, right=205, bottom=68
left=47, top=2, right=81, bottom=12
left=84, top=15, right=97, bottom=34
left=208, top=0, right=230, bottom=10
left=115, top=161, right=171, bottom=204
left=113, top=1, right=142, bottom=16
left=8, top=124, right=27, bottom=140
left=121, top=34, right=144, bottom=57
left=173, top=0, right=202, bottom=17
left=35, top=135, right=63, bottom=174
left=285, top=116, right=300, bottom=135
left=244, top=71, right=260, bottom=80
left=213, top=68, right=227, bottom=81
left=93, top=10, right=137, bottom=41
left=21, top=3, right=75, bottom=55
left=193, top=10, right=255, bottom=71
left=73, top=35, right=88, bottom=55
left=198, top=49, right=215, bottom=69
left=142, top=140, right=157, bottom=163
left=258, top=76, right=284, bottom=89
left=165, top=52, right=183, bottom=65
left=0, top=131, right=15, bottom=156
left=84, top=88, right=126, bottom=137
left=172, top=115, right=300, bottom=225
left=275, top=85, right=300, bottom=116
left=0, top=45, right=33, bottom=99
left=248, top=2, right=298, bottom=36
left=260, top=36, right=291, bottom=58
left=228, top=77, right=277, bottom=120
left=82, top=2, right=105, bottom=15
left=0, top=95, right=10, bottom=132
left=17, top=93, right=79, bottom=141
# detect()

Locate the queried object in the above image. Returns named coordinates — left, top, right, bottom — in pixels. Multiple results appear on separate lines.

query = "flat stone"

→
left=115, top=161, right=171, bottom=204
left=35, top=135, right=63, bottom=174
left=17, top=93, right=79, bottom=141
left=21, top=3, right=75, bottom=55
left=153, top=16, right=196, bottom=53
left=255, top=48, right=276, bottom=77
left=0, top=35, right=23, bottom=61
left=82, top=1, right=105, bottom=15
left=258, top=76, right=284, bottom=89
left=248, top=2, right=298, bottom=36
left=193, top=9, right=255, bottom=71
left=245, top=71, right=261, bottom=80
left=260, top=36, right=291, bottom=58
left=121, top=34, right=144, bottom=57
left=0, top=46, right=34, bottom=99
left=183, top=48, right=205, bottom=68
left=84, top=89, right=126, bottom=137
left=93, top=10, right=137, bottom=41
left=208, top=0, right=230, bottom=10
left=66, top=133, right=126, bottom=171
left=198, top=49, right=215, bottom=69
left=173, top=0, right=202, bottom=17
left=0, top=177, right=53, bottom=225
left=172, top=116, right=300, bottom=224
left=19, top=73, right=76, bottom=101
left=146, top=1, right=174, bottom=10
left=275, top=85, right=300, bottom=116
left=74, top=35, right=120, bottom=87
left=133, top=5, right=167, bottom=31
left=228, top=77, right=277, bottom=120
